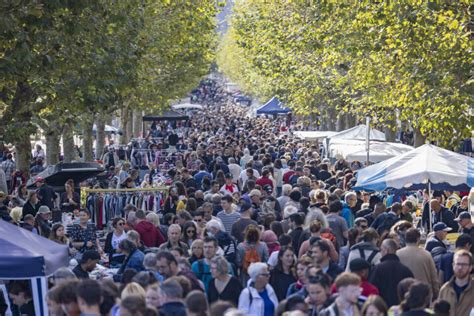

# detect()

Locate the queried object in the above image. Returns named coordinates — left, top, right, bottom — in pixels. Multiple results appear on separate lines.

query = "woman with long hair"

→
left=49, top=223, right=69, bottom=245
left=182, top=221, right=199, bottom=248
left=269, top=246, right=297, bottom=301
left=22, top=191, right=39, bottom=218
left=104, top=217, right=128, bottom=266
left=60, top=179, right=80, bottom=212
left=236, top=224, right=269, bottom=284
left=49, top=223, right=76, bottom=257
left=400, top=281, right=432, bottom=316
left=361, top=295, right=388, bottom=316
left=15, top=184, right=28, bottom=206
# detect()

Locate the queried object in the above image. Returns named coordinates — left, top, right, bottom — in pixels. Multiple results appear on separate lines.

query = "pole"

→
left=366, top=116, right=370, bottom=165
left=428, top=181, right=433, bottom=232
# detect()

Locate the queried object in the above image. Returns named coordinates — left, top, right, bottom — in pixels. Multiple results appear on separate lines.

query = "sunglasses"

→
left=118, top=222, right=125, bottom=226
left=194, top=218, right=202, bottom=222
left=187, top=230, right=196, bottom=233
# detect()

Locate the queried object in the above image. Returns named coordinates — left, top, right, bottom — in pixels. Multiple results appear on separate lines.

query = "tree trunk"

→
left=45, top=132, right=60, bottom=166
left=413, top=127, right=426, bottom=147
left=126, top=108, right=133, bottom=141
left=336, top=114, right=344, bottom=132
left=62, top=123, right=75, bottom=163
left=384, top=127, right=397, bottom=142
left=345, top=113, right=356, bottom=129
left=326, top=107, right=336, bottom=131
left=83, top=120, right=94, bottom=162
left=95, top=118, right=106, bottom=160
left=120, top=106, right=129, bottom=144
left=132, top=109, right=142, bottom=138
left=14, top=128, right=32, bottom=179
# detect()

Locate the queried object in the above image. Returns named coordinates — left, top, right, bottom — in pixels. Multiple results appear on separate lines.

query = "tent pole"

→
left=428, top=182, right=433, bottom=232
left=366, top=116, right=370, bottom=165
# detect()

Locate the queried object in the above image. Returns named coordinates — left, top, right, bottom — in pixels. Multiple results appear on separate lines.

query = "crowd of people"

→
left=0, top=81, right=473, bottom=316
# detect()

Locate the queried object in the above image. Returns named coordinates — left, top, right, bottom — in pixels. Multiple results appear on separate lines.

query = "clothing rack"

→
left=80, top=187, right=169, bottom=229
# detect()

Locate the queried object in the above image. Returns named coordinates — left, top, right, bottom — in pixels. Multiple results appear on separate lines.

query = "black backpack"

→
left=377, top=213, right=399, bottom=235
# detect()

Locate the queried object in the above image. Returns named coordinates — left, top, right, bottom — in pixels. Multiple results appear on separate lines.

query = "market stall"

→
left=0, top=221, right=69, bottom=315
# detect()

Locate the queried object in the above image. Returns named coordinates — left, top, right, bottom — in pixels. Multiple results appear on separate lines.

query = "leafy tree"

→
left=218, top=1, right=473, bottom=148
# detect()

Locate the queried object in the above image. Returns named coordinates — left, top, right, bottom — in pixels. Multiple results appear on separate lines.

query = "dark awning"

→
left=143, top=110, right=189, bottom=121
left=27, top=162, right=104, bottom=190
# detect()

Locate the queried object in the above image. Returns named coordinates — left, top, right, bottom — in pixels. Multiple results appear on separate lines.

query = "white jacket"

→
left=238, top=282, right=279, bottom=316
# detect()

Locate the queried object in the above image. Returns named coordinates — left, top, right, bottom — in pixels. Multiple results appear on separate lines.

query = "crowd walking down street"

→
left=0, top=80, right=473, bottom=316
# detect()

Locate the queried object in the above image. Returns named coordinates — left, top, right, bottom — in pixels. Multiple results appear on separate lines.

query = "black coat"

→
left=369, top=254, right=414, bottom=307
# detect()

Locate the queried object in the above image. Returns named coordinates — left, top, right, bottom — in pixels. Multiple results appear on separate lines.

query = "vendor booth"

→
left=353, top=144, right=474, bottom=231
left=293, top=131, right=338, bottom=141
left=0, top=221, right=69, bottom=315
left=256, top=96, right=291, bottom=115
left=353, top=144, right=474, bottom=192
left=329, top=139, right=413, bottom=163
left=27, top=162, right=104, bottom=192
left=328, top=124, right=386, bottom=142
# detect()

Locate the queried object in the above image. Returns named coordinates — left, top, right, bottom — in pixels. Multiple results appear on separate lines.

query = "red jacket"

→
left=331, top=279, right=379, bottom=298
left=134, top=220, right=165, bottom=248
left=256, top=176, right=274, bottom=189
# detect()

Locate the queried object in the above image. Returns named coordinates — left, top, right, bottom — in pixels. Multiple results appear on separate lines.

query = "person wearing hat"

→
left=231, top=203, right=258, bottom=243
left=220, top=173, right=238, bottom=196
left=425, top=222, right=452, bottom=253
left=455, top=211, right=474, bottom=253
left=72, top=250, right=100, bottom=279
left=34, top=177, right=57, bottom=210
left=330, top=258, right=379, bottom=298
left=34, top=205, right=52, bottom=238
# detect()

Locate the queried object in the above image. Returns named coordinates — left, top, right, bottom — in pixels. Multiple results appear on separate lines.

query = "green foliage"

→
left=0, top=0, right=217, bottom=142
left=218, top=0, right=473, bottom=148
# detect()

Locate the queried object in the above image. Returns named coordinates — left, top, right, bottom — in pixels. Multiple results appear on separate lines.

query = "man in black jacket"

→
left=369, top=238, right=414, bottom=307
left=35, top=177, right=57, bottom=210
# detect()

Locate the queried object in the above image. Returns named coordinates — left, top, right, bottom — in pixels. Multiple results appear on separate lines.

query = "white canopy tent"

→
left=328, top=124, right=386, bottom=143
left=293, top=131, right=338, bottom=141
left=329, top=139, right=413, bottom=163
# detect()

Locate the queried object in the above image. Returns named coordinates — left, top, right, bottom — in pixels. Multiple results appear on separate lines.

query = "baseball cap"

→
left=225, top=173, right=233, bottom=179
left=240, top=203, right=252, bottom=213
left=455, top=211, right=471, bottom=222
left=433, top=222, right=452, bottom=232
left=37, top=205, right=51, bottom=214
left=33, top=177, right=45, bottom=184
left=0, top=191, right=5, bottom=198
left=80, top=250, right=101, bottom=264
left=263, top=184, right=273, bottom=194
left=349, top=258, right=371, bottom=272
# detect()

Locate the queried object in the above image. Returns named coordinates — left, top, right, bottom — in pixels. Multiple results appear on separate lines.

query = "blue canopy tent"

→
left=353, top=144, right=474, bottom=231
left=0, top=221, right=69, bottom=315
left=256, top=96, right=291, bottom=115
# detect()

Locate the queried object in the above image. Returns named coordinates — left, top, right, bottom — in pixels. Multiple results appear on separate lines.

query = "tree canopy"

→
left=0, top=0, right=217, bottom=172
left=218, top=1, right=473, bottom=148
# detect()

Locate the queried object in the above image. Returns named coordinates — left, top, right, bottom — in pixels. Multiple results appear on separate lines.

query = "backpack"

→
left=242, top=243, right=261, bottom=274
left=376, top=213, right=399, bottom=235
left=358, top=247, right=379, bottom=277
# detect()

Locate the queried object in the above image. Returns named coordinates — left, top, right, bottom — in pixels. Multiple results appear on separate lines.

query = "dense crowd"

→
left=0, top=81, right=473, bottom=316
